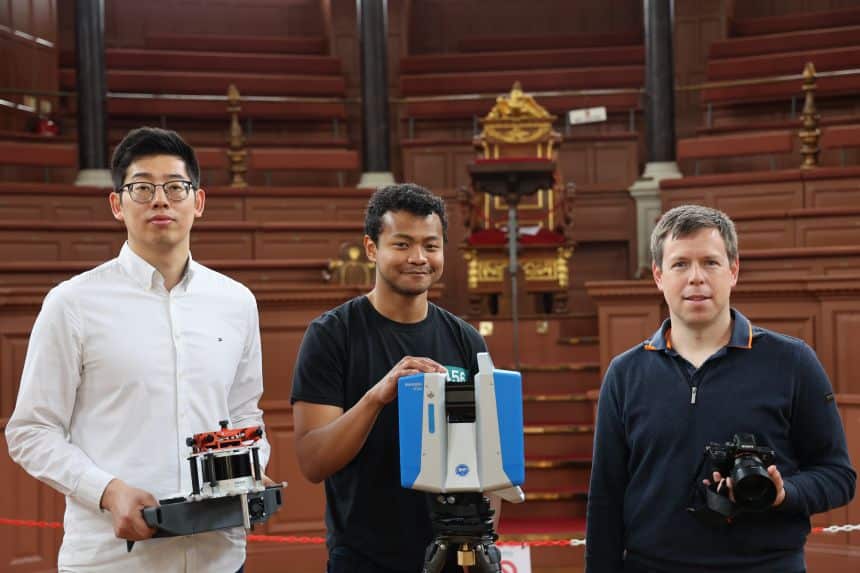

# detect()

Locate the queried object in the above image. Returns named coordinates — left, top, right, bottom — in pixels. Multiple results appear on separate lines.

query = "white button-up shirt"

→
left=6, top=243, right=270, bottom=572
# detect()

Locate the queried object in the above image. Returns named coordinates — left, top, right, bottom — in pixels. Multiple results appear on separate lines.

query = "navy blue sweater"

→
left=585, top=310, right=856, bottom=573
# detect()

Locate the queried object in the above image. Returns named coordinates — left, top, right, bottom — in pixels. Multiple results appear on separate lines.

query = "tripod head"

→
left=422, top=492, right=501, bottom=573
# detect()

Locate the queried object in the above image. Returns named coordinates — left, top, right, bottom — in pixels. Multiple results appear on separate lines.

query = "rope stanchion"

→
left=2, top=517, right=859, bottom=547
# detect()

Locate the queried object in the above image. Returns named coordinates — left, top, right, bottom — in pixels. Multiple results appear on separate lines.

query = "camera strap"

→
left=686, top=451, right=737, bottom=526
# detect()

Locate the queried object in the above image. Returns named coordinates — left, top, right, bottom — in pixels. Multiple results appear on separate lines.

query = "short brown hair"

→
left=650, top=205, right=738, bottom=268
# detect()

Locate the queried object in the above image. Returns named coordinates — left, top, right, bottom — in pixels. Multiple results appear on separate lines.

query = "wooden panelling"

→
left=674, top=0, right=726, bottom=138
left=820, top=301, right=860, bottom=395
left=742, top=246, right=860, bottom=279
left=662, top=177, right=805, bottom=214
left=0, top=431, right=65, bottom=572
left=402, top=134, right=639, bottom=191
left=0, top=221, right=366, bottom=263
left=804, top=170, right=860, bottom=208
left=407, top=0, right=642, bottom=55
left=401, top=142, right=475, bottom=191
left=662, top=168, right=860, bottom=214
left=401, top=45, right=643, bottom=75
left=710, top=24, right=860, bottom=59
left=0, top=184, right=373, bottom=224
left=557, top=136, right=639, bottom=187
left=104, top=0, right=325, bottom=49
left=731, top=3, right=860, bottom=34
left=59, top=69, right=346, bottom=97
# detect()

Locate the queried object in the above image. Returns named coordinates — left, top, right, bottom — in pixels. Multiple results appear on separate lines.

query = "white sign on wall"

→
left=567, top=106, right=608, bottom=125
left=499, top=544, right=532, bottom=573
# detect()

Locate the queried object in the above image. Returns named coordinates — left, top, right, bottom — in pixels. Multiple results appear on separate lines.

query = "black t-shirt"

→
left=291, top=296, right=487, bottom=572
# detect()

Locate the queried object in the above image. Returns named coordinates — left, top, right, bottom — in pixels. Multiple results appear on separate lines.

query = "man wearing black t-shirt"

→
left=291, top=183, right=487, bottom=573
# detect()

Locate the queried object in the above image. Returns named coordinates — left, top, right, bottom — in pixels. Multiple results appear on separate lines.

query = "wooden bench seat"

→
left=142, top=34, right=327, bottom=55
left=0, top=258, right=335, bottom=289
left=709, top=25, right=860, bottom=60
left=401, top=45, right=643, bottom=75
left=0, top=220, right=366, bottom=262
left=707, top=46, right=860, bottom=81
left=660, top=167, right=860, bottom=213
left=402, top=91, right=641, bottom=121
left=101, top=97, right=347, bottom=120
left=60, top=49, right=342, bottom=76
left=730, top=207, right=860, bottom=250
left=0, top=182, right=372, bottom=223
left=701, top=72, right=860, bottom=106
left=59, top=69, right=346, bottom=97
left=400, top=65, right=643, bottom=97
left=0, top=142, right=359, bottom=182
left=677, top=130, right=794, bottom=161
left=741, top=245, right=860, bottom=279
left=197, top=147, right=359, bottom=172
left=822, top=123, right=860, bottom=150
left=458, top=29, right=642, bottom=52
left=0, top=140, right=76, bottom=168
left=696, top=114, right=860, bottom=136
left=730, top=6, right=860, bottom=37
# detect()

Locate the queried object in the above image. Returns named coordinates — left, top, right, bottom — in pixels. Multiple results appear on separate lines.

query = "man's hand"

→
left=367, top=355, right=447, bottom=406
left=100, top=479, right=159, bottom=540
left=703, top=465, right=786, bottom=507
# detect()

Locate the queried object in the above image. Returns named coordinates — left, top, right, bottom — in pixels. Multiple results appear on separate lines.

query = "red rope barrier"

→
left=1, top=517, right=857, bottom=546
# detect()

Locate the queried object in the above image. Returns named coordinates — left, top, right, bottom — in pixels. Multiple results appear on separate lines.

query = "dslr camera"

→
left=705, top=433, right=776, bottom=511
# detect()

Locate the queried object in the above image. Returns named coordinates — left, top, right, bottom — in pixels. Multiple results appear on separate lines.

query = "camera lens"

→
left=732, top=455, right=777, bottom=510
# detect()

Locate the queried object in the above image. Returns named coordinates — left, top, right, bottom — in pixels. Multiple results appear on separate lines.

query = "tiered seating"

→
left=59, top=34, right=346, bottom=125
left=673, top=6, right=860, bottom=176
left=702, top=7, right=860, bottom=128
left=0, top=183, right=371, bottom=274
left=399, top=29, right=644, bottom=141
left=0, top=139, right=359, bottom=187
left=40, top=33, right=359, bottom=185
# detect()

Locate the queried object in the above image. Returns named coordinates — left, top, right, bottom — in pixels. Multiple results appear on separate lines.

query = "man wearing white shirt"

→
left=5, top=127, right=269, bottom=572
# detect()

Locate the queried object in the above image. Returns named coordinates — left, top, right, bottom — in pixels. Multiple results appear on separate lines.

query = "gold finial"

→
left=485, top=82, right=552, bottom=121
left=799, top=62, right=820, bottom=170
left=226, top=83, right=248, bottom=187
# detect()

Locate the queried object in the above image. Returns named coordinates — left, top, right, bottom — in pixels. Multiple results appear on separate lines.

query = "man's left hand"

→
left=703, top=465, right=786, bottom=507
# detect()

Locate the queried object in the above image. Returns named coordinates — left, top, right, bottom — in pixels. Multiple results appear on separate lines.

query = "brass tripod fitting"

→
left=457, top=544, right=476, bottom=566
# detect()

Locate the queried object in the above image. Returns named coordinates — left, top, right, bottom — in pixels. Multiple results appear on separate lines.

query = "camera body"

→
left=705, top=433, right=776, bottom=511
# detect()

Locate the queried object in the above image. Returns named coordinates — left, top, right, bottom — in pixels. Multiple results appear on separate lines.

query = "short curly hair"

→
left=364, top=183, right=448, bottom=243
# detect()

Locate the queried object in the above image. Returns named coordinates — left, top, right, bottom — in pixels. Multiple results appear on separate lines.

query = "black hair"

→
left=364, top=183, right=448, bottom=243
left=110, top=127, right=200, bottom=190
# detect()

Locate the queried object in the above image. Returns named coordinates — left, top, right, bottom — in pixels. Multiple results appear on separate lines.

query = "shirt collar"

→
left=118, top=242, right=195, bottom=292
left=644, top=308, right=754, bottom=352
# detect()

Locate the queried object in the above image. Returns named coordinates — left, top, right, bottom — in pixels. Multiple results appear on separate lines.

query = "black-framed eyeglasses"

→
left=118, top=180, right=194, bottom=203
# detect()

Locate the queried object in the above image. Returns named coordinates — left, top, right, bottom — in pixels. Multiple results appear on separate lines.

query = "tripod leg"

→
left=474, top=544, right=502, bottom=573
left=423, top=541, right=449, bottom=573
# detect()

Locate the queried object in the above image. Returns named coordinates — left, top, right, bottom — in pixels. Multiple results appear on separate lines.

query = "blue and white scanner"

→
left=398, top=352, right=525, bottom=503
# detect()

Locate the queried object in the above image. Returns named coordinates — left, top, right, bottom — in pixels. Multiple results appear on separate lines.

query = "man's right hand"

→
left=367, top=355, right=447, bottom=406
left=99, top=479, right=159, bottom=541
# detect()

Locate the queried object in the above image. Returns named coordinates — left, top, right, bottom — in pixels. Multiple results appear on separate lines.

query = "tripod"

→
left=422, top=493, right=502, bottom=573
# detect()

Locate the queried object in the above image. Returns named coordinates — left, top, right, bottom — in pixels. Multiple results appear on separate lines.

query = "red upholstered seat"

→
left=466, top=227, right=566, bottom=246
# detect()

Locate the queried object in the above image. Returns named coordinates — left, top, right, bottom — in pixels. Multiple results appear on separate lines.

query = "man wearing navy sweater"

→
left=586, top=205, right=855, bottom=573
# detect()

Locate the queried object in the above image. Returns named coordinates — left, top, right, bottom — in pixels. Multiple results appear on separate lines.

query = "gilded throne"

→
left=459, top=83, right=575, bottom=316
